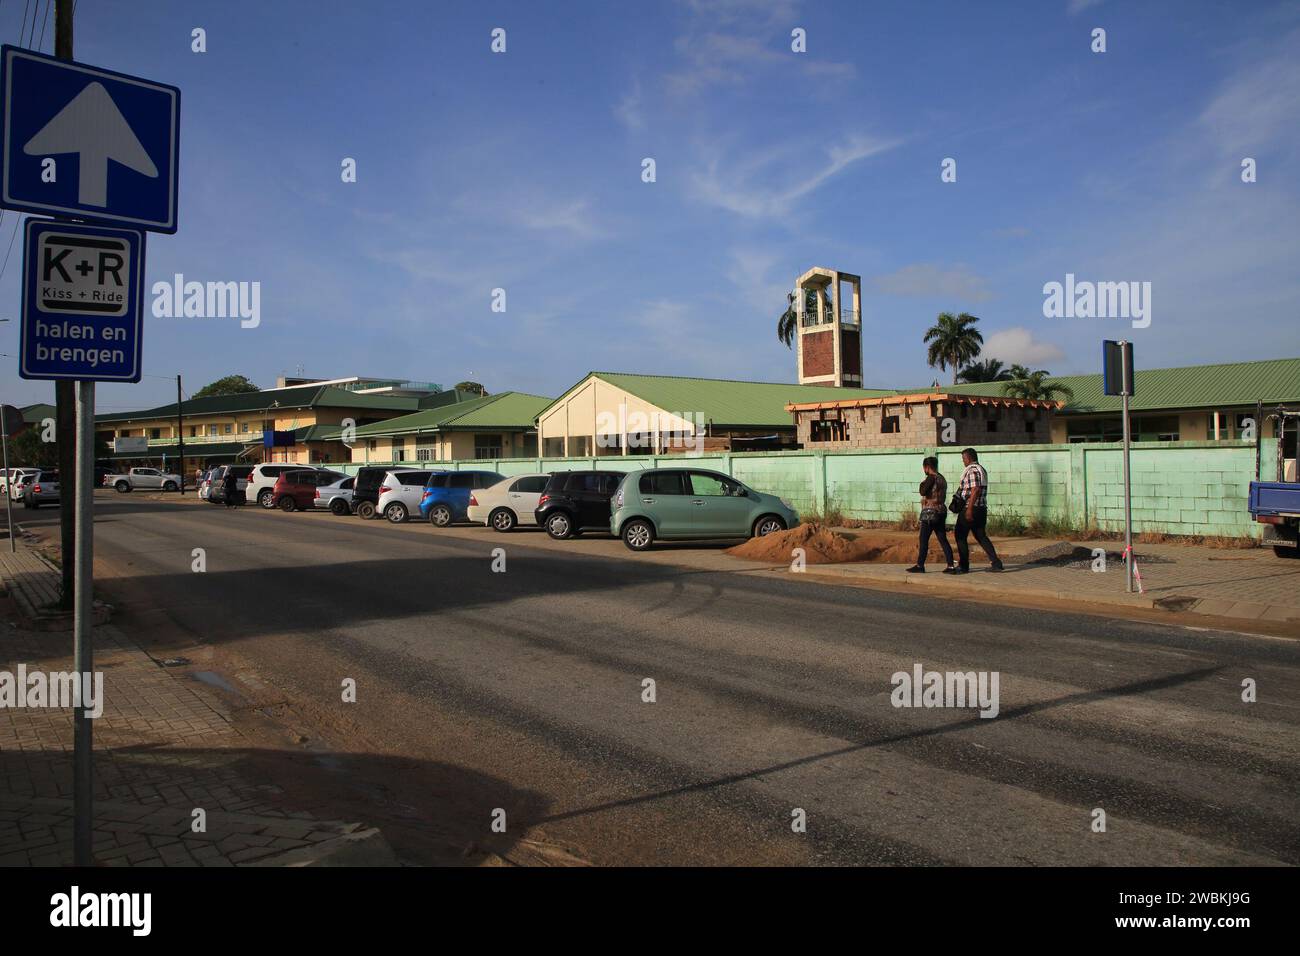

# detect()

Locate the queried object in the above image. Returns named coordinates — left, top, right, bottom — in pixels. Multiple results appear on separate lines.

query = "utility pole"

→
left=1120, top=342, right=1134, bottom=593
left=54, top=0, right=75, bottom=609
left=177, top=375, right=185, bottom=493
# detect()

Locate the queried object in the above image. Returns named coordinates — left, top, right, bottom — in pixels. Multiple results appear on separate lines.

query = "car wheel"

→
left=355, top=500, right=376, bottom=520
left=163, top=481, right=178, bottom=492
left=258, top=488, right=275, bottom=509
left=278, top=496, right=296, bottom=512
left=545, top=511, right=573, bottom=540
left=489, top=508, right=516, bottom=532
left=385, top=502, right=408, bottom=523
left=622, top=519, right=654, bottom=552
left=329, top=498, right=350, bottom=516
left=753, top=515, right=787, bottom=538
left=114, top=481, right=130, bottom=493
left=428, top=504, right=452, bottom=528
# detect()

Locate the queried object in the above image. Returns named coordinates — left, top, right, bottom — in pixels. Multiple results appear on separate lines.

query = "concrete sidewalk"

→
left=0, top=540, right=390, bottom=867
left=801, top=534, right=1300, bottom=627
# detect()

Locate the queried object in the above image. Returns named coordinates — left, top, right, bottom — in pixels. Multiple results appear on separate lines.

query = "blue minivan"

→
left=420, top=470, right=505, bottom=527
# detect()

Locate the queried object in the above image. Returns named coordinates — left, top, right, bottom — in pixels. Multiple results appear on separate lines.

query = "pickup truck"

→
left=104, top=467, right=183, bottom=493
left=1249, top=481, right=1300, bottom=558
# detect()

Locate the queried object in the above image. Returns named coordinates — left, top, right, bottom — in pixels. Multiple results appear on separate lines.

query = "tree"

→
left=454, top=381, right=488, bottom=397
left=8, top=426, right=111, bottom=469
left=924, top=312, right=983, bottom=385
left=1005, top=363, right=1034, bottom=382
left=193, top=375, right=260, bottom=398
left=1001, top=370, right=1074, bottom=403
left=957, top=358, right=1011, bottom=383
left=777, top=287, right=834, bottom=349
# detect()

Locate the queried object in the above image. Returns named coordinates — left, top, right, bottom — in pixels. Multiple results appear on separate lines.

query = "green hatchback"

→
left=610, top=468, right=799, bottom=551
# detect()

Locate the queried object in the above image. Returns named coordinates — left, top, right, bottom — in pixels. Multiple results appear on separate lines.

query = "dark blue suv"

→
left=420, top=470, right=505, bottom=527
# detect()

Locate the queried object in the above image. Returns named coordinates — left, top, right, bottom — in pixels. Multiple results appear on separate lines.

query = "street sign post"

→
left=1103, top=341, right=1137, bottom=592
left=1, top=44, right=180, bottom=232
left=19, top=219, right=145, bottom=382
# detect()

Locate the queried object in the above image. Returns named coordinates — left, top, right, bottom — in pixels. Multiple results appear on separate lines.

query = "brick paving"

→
left=0, top=544, right=369, bottom=867
left=806, top=536, right=1300, bottom=624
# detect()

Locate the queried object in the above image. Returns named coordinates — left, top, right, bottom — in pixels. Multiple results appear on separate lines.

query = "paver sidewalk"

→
left=0, top=541, right=385, bottom=867
left=802, top=535, right=1300, bottom=626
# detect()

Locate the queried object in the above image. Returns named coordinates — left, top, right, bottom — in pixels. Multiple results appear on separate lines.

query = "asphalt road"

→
left=24, top=493, right=1300, bottom=866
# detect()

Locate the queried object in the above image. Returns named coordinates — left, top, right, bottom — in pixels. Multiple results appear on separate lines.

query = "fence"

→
left=334, top=438, right=1274, bottom=537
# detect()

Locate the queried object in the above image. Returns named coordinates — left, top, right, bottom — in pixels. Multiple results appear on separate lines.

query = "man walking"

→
left=907, top=456, right=954, bottom=573
left=948, top=448, right=1003, bottom=574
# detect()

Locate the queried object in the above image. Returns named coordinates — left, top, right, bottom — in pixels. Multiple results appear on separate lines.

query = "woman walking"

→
left=907, top=456, right=954, bottom=573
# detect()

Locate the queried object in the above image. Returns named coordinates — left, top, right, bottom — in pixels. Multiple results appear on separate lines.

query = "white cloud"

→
left=614, top=81, right=644, bottom=131
left=1067, top=0, right=1105, bottom=14
left=691, top=135, right=899, bottom=218
left=982, top=327, right=1066, bottom=367
left=871, top=263, right=994, bottom=303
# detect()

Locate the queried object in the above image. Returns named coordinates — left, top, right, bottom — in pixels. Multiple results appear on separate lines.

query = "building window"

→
left=474, top=434, right=504, bottom=460
left=1025, top=419, right=1035, bottom=433
left=811, top=419, right=848, bottom=442
left=987, top=420, right=998, bottom=433
left=149, top=428, right=161, bottom=439
left=207, top=425, right=218, bottom=436
left=569, top=436, right=592, bottom=457
left=542, top=437, right=565, bottom=458
left=366, top=439, right=377, bottom=451
left=880, top=415, right=899, bottom=434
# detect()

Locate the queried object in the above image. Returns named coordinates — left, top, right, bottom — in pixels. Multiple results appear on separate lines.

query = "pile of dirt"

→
left=725, top=523, right=950, bottom=565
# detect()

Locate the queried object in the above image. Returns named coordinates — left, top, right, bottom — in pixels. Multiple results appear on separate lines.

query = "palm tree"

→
left=777, top=287, right=834, bottom=349
left=957, top=358, right=1010, bottom=383
left=1001, top=370, right=1074, bottom=403
left=924, top=312, right=983, bottom=385
left=1005, top=363, right=1035, bottom=382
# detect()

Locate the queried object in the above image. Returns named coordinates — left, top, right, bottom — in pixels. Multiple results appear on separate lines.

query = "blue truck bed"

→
left=1249, top=481, right=1300, bottom=516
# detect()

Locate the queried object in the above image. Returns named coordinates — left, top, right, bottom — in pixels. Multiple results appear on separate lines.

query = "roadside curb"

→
left=794, top=563, right=1300, bottom=625
left=0, top=544, right=113, bottom=629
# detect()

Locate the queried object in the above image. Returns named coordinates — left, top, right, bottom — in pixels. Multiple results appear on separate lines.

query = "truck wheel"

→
left=114, top=481, right=130, bottom=493
left=355, top=501, right=376, bottom=520
left=1274, top=545, right=1300, bottom=559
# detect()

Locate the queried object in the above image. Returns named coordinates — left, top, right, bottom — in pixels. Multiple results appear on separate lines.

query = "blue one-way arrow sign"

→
left=1, top=45, right=179, bottom=232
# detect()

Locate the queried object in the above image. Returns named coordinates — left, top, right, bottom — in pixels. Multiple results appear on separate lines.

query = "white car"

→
left=248, top=463, right=317, bottom=509
left=376, top=469, right=435, bottom=523
left=1, top=468, right=38, bottom=498
left=468, top=474, right=550, bottom=532
left=313, top=475, right=355, bottom=516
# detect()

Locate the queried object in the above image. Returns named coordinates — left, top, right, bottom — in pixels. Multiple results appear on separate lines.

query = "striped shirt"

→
left=958, top=462, right=988, bottom=505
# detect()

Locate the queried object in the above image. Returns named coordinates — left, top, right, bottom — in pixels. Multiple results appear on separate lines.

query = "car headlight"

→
left=780, top=497, right=794, bottom=509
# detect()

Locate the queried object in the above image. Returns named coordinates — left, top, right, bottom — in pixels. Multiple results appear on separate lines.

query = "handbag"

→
left=948, top=493, right=964, bottom=515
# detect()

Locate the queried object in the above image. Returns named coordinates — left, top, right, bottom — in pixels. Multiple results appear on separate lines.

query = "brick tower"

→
left=794, top=266, right=862, bottom=387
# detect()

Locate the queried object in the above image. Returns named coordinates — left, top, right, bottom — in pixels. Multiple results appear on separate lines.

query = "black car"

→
left=534, top=470, right=625, bottom=539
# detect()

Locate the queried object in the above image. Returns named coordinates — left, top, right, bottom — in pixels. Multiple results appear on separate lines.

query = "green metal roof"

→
left=910, top=357, right=1300, bottom=415
left=20, top=402, right=56, bottom=423
left=539, top=372, right=895, bottom=428
left=350, top=392, right=551, bottom=437
left=95, top=385, right=420, bottom=424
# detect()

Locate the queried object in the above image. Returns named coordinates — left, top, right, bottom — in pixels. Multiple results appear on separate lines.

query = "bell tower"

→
left=794, top=266, right=862, bottom=388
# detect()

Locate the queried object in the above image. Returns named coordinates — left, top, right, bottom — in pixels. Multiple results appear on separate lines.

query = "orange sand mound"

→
left=725, top=523, right=954, bottom=565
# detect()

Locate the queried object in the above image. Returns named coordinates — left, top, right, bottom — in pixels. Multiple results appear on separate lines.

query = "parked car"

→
left=272, top=469, right=345, bottom=512
left=377, top=469, right=437, bottom=523
left=610, top=468, right=798, bottom=551
left=8, top=469, right=39, bottom=501
left=248, top=464, right=315, bottom=509
left=467, top=473, right=551, bottom=532
left=1, top=467, right=38, bottom=498
left=22, top=469, right=60, bottom=509
left=207, top=464, right=254, bottom=505
left=420, top=470, right=506, bottom=528
left=307, top=474, right=354, bottom=515
left=104, top=466, right=182, bottom=492
left=197, top=469, right=214, bottom=501
left=351, top=467, right=398, bottom=520
left=534, top=470, right=626, bottom=540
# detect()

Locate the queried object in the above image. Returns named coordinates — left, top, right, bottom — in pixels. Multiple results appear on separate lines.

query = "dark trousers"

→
left=917, top=514, right=954, bottom=568
left=955, top=506, right=999, bottom=569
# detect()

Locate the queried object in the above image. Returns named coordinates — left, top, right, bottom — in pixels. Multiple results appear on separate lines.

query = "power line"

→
left=35, top=0, right=50, bottom=51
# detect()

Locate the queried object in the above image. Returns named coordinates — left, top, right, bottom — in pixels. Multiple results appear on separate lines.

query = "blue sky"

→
left=3, top=0, right=1299, bottom=411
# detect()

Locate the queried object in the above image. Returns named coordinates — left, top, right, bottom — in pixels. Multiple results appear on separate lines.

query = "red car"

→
left=271, top=469, right=344, bottom=512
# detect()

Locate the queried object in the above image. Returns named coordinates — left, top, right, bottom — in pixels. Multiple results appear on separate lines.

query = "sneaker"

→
left=990, top=560, right=1004, bottom=572
left=906, top=565, right=925, bottom=574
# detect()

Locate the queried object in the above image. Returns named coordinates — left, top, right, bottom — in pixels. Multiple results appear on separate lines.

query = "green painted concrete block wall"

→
left=341, top=438, right=1272, bottom=537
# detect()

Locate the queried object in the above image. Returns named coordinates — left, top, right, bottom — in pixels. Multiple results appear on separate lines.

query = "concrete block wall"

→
left=334, top=439, right=1271, bottom=537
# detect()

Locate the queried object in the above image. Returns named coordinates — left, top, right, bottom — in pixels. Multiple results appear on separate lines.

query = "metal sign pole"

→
left=73, top=380, right=95, bottom=864
left=1, top=417, right=14, bottom=552
left=1120, top=342, right=1134, bottom=593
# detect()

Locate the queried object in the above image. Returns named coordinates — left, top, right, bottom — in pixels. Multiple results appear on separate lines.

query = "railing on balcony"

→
left=800, top=308, right=861, bottom=328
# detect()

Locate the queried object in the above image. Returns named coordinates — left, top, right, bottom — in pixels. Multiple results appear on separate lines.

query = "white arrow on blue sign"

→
left=1, top=45, right=179, bottom=233
left=20, top=219, right=145, bottom=382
